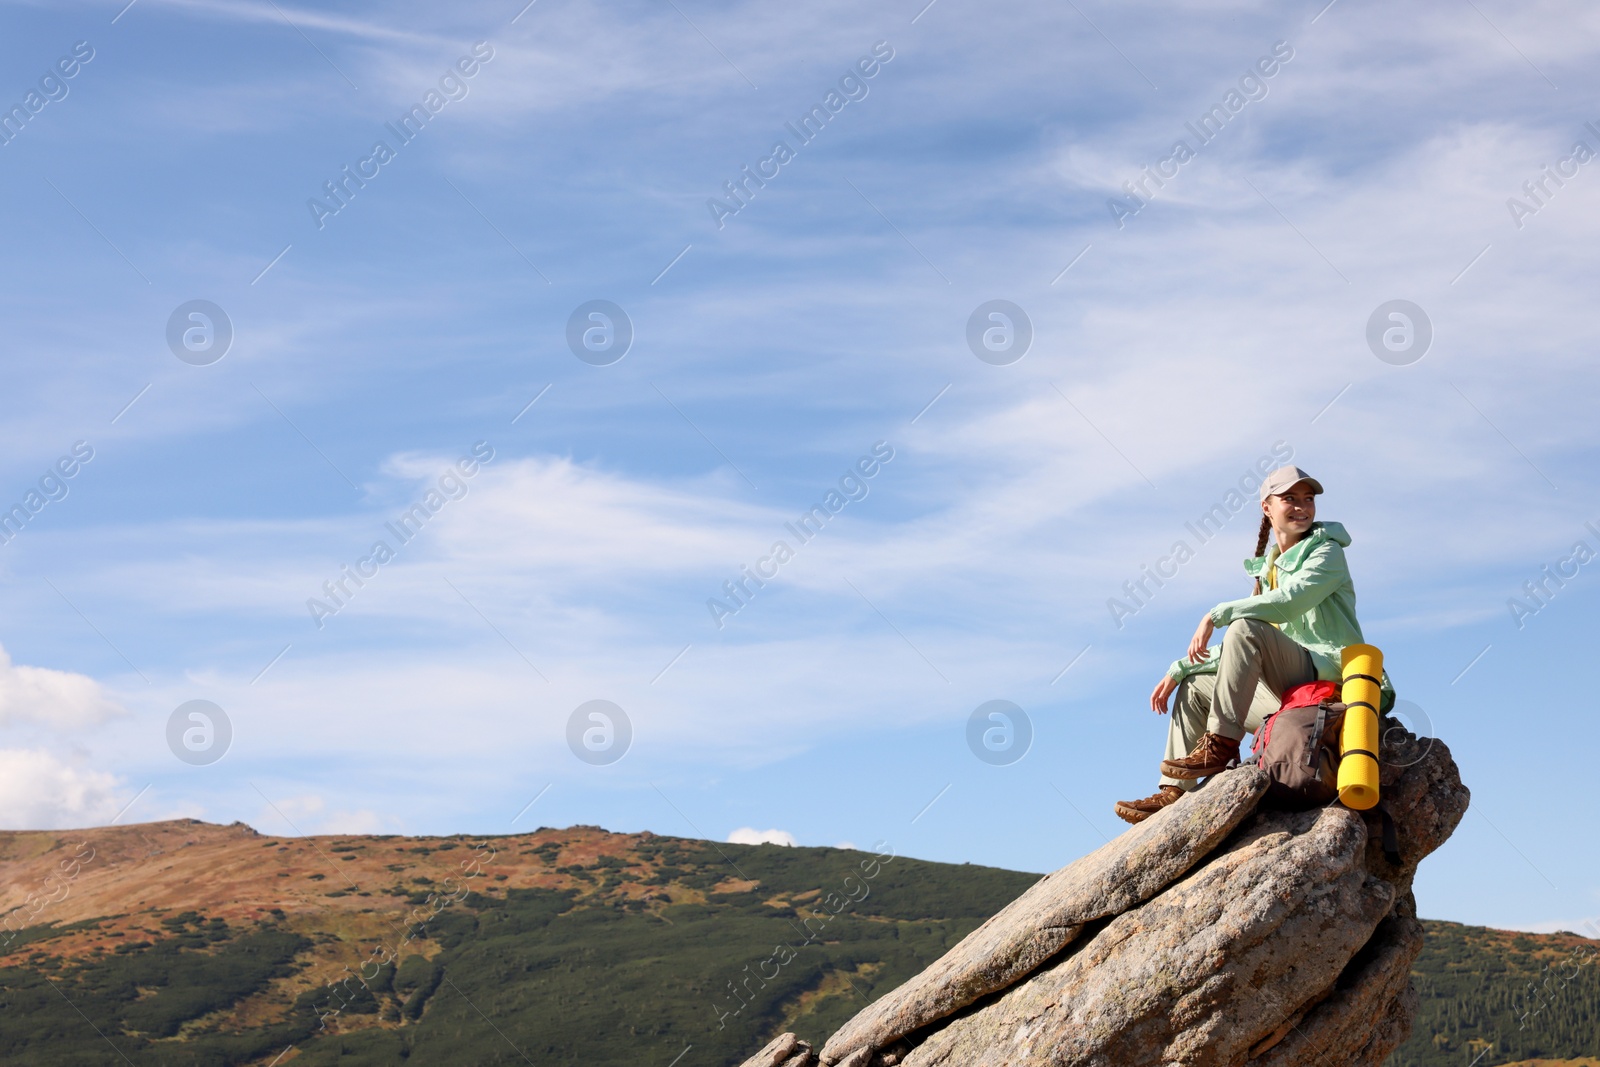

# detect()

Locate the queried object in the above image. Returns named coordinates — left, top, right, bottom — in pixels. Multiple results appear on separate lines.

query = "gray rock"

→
left=819, top=766, right=1270, bottom=1064
left=1249, top=894, right=1426, bottom=1067
left=740, top=1033, right=812, bottom=1067
left=1365, top=726, right=1470, bottom=890
left=751, top=729, right=1465, bottom=1067
left=897, top=804, right=1392, bottom=1065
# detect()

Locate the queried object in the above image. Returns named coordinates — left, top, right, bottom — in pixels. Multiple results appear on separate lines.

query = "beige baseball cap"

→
left=1259, top=465, right=1324, bottom=501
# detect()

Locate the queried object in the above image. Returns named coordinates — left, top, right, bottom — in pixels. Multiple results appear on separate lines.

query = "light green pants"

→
left=1161, top=618, right=1317, bottom=791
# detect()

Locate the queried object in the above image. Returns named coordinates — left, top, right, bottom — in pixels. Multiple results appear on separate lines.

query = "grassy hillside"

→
left=1392, top=922, right=1600, bottom=1067
left=0, top=820, right=1037, bottom=1065
left=0, top=820, right=1593, bottom=1066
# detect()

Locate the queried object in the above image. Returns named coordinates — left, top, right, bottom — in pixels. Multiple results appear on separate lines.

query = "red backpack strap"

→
left=1254, top=708, right=1279, bottom=756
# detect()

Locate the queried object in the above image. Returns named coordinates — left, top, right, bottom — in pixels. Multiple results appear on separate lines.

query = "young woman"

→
left=1114, top=465, right=1391, bottom=824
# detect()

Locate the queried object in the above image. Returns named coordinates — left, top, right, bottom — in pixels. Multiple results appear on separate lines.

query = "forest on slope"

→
left=0, top=820, right=1592, bottom=1066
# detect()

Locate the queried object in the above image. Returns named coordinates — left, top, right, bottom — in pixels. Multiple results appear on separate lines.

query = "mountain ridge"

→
left=0, top=819, right=1594, bottom=1066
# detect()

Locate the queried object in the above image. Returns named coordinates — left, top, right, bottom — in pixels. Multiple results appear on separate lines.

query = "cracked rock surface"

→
left=739, top=727, right=1467, bottom=1067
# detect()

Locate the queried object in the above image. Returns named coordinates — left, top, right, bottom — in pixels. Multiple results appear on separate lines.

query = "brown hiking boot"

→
left=1160, top=732, right=1241, bottom=780
left=1113, top=785, right=1184, bottom=824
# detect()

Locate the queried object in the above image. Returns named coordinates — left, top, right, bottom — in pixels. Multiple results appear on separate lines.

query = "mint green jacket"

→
left=1167, top=521, right=1393, bottom=706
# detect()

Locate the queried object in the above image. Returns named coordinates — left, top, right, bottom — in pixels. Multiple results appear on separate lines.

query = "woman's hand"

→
left=1187, top=613, right=1215, bottom=664
left=1150, top=674, right=1178, bottom=714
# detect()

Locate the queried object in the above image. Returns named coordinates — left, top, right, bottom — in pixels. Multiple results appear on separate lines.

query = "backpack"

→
left=1248, top=680, right=1343, bottom=808
left=1239, top=681, right=1405, bottom=866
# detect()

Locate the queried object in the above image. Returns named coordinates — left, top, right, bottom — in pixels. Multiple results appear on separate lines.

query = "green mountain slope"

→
left=0, top=824, right=1038, bottom=1065
left=1391, top=921, right=1600, bottom=1067
left=0, top=821, right=1593, bottom=1066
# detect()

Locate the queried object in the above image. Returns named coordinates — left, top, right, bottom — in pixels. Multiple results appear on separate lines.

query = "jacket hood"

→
left=1316, top=521, right=1351, bottom=547
left=1243, top=521, right=1350, bottom=576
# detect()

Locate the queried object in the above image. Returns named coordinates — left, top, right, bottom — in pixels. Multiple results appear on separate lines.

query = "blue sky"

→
left=0, top=0, right=1597, bottom=933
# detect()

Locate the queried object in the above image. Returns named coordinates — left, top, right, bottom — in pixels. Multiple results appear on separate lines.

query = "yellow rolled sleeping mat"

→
left=1337, top=644, right=1383, bottom=810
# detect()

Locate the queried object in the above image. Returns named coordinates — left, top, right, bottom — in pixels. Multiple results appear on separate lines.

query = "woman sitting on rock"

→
left=1114, top=465, right=1390, bottom=824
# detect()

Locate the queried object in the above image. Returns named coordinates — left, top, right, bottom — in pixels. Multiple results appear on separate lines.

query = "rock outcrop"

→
left=819, top=768, right=1272, bottom=1064
left=739, top=725, right=1467, bottom=1067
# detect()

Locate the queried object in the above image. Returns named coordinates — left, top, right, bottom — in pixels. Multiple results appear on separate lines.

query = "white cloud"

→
left=3, top=0, right=1596, bottom=923
left=0, top=644, right=124, bottom=729
left=0, top=749, right=126, bottom=830
left=727, top=827, right=797, bottom=847
left=137, top=0, right=446, bottom=47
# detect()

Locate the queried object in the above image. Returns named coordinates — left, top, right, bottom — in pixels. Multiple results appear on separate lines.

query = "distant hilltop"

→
left=0, top=777, right=1595, bottom=1066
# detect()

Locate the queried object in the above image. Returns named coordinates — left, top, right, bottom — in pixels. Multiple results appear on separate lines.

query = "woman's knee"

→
left=1223, top=617, right=1272, bottom=649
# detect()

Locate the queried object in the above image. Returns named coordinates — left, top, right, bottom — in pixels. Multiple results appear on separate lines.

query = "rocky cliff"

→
left=740, top=725, right=1468, bottom=1067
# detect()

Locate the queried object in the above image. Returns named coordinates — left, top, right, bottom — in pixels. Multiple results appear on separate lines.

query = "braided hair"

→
left=1250, top=513, right=1271, bottom=595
